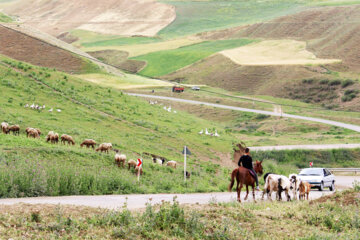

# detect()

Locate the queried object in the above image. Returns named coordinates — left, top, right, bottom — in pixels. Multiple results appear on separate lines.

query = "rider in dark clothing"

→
left=238, top=148, right=259, bottom=190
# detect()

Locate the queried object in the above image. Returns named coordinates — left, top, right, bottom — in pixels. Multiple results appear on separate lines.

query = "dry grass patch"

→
left=221, top=40, right=341, bottom=66
left=76, top=73, right=172, bottom=89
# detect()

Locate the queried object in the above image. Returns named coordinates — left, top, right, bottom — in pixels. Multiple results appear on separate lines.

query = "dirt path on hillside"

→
left=0, top=176, right=357, bottom=210
left=127, top=93, right=360, bottom=133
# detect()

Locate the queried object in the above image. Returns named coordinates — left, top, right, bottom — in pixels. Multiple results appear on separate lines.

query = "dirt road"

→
left=0, top=176, right=357, bottom=210
left=127, top=93, right=360, bottom=133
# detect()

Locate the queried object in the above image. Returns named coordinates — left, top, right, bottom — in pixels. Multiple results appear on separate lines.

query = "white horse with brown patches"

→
left=262, top=174, right=291, bottom=201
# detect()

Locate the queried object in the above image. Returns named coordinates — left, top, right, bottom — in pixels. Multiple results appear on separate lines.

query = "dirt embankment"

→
left=0, top=25, right=87, bottom=73
left=238, top=5, right=360, bottom=71
left=3, top=0, right=176, bottom=37
left=162, top=54, right=328, bottom=94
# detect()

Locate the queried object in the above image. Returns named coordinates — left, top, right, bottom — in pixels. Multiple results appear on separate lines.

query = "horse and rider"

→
left=229, top=145, right=263, bottom=202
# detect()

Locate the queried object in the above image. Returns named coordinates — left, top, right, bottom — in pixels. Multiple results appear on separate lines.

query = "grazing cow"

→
left=262, top=174, right=291, bottom=201
left=8, top=125, right=20, bottom=135
left=61, top=134, right=75, bottom=145
left=299, top=181, right=312, bottom=200
left=96, top=143, right=112, bottom=153
left=46, top=131, right=59, bottom=144
left=128, top=159, right=137, bottom=170
left=80, top=139, right=96, bottom=149
left=166, top=161, right=177, bottom=169
left=115, top=152, right=126, bottom=168
left=1, top=122, right=9, bottom=134
left=289, top=174, right=301, bottom=200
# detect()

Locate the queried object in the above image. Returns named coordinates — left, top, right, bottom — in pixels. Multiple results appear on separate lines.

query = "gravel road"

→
left=0, top=176, right=358, bottom=210
left=127, top=93, right=360, bottom=133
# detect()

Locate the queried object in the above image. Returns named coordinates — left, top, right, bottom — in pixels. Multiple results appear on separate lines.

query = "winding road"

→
left=0, top=177, right=358, bottom=210
left=127, top=93, right=360, bottom=133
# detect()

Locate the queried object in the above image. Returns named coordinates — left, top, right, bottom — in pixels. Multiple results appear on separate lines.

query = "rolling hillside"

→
left=2, top=0, right=175, bottom=36
left=0, top=24, right=96, bottom=73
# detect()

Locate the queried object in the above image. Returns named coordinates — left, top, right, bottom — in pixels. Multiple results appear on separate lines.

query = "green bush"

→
left=342, top=79, right=355, bottom=88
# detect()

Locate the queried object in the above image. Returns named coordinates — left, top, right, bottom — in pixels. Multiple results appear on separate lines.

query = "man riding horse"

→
left=238, top=148, right=260, bottom=191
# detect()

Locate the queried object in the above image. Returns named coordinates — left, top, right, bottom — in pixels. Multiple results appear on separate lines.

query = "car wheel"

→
left=319, top=182, right=324, bottom=191
left=329, top=182, right=335, bottom=191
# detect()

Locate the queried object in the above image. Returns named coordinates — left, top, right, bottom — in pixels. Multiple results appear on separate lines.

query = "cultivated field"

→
left=133, top=39, right=256, bottom=77
left=220, top=40, right=341, bottom=66
left=2, top=0, right=176, bottom=36
left=82, top=37, right=202, bottom=57
left=76, top=73, right=172, bottom=89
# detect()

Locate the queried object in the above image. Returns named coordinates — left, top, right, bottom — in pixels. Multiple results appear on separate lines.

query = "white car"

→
left=298, top=168, right=335, bottom=191
left=191, top=86, right=200, bottom=91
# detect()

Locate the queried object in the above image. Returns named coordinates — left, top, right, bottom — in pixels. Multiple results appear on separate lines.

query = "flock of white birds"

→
left=24, top=103, right=62, bottom=112
left=198, top=128, right=220, bottom=137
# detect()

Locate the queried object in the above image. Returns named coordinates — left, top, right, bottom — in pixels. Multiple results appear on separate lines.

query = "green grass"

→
left=1, top=188, right=359, bottom=239
left=81, top=36, right=162, bottom=48
left=0, top=12, right=12, bottom=23
left=1, top=55, right=360, bottom=197
left=133, top=39, right=256, bottom=77
left=0, top=56, right=239, bottom=197
left=159, top=0, right=306, bottom=38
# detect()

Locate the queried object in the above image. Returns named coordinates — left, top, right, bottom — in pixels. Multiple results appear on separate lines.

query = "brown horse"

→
left=228, top=161, right=263, bottom=203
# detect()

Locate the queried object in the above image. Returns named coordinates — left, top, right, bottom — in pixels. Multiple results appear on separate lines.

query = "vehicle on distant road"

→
left=191, top=86, right=200, bottom=91
left=298, top=168, right=335, bottom=191
left=172, top=86, right=184, bottom=93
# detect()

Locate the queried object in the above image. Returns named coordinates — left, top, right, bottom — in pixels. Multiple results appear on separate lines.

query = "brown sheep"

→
left=115, top=153, right=126, bottom=168
left=61, top=134, right=75, bottom=145
left=46, top=131, right=59, bottom=144
left=96, top=143, right=112, bottom=153
left=128, top=159, right=137, bottom=170
left=26, top=127, right=41, bottom=137
left=166, top=161, right=177, bottom=169
left=80, top=139, right=96, bottom=149
left=8, top=125, right=20, bottom=135
left=28, top=128, right=40, bottom=138
left=1, top=122, right=9, bottom=134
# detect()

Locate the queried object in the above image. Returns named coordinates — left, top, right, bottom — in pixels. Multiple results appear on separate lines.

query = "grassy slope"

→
left=81, top=36, right=162, bottom=48
left=133, top=39, right=256, bottom=77
left=0, top=188, right=359, bottom=239
left=1, top=56, right=360, bottom=198
left=158, top=0, right=305, bottom=38
left=0, top=12, right=12, bottom=22
left=1, top=56, right=247, bottom=196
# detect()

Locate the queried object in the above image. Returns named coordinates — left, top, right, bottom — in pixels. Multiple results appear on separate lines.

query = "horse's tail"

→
left=228, top=168, right=238, bottom=192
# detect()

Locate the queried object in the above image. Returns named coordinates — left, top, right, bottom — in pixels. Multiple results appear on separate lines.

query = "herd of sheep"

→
left=1, top=121, right=178, bottom=176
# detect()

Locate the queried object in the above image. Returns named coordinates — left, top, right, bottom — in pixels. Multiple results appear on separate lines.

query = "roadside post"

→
left=182, top=146, right=191, bottom=182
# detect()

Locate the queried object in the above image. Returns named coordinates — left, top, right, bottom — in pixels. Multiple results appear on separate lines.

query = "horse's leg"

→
left=237, top=183, right=242, bottom=202
left=286, top=189, right=291, bottom=201
left=244, top=185, right=249, bottom=201
left=252, top=185, right=256, bottom=202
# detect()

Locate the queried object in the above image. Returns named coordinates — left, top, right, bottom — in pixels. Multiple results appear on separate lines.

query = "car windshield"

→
left=299, top=169, right=323, bottom=176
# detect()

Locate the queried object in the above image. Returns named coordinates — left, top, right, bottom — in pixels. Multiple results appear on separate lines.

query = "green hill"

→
left=133, top=39, right=256, bottom=77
